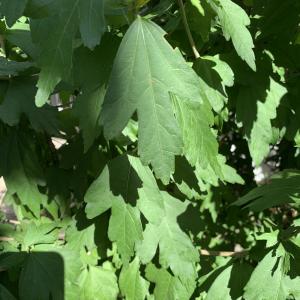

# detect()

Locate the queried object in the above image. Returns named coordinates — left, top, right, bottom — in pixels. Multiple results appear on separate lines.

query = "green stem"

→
left=177, top=0, right=200, bottom=59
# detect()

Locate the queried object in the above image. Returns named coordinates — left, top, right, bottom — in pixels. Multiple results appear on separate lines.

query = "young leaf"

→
left=85, top=156, right=143, bottom=261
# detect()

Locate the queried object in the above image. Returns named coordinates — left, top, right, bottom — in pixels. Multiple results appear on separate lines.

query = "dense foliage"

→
left=0, top=0, right=300, bottom=299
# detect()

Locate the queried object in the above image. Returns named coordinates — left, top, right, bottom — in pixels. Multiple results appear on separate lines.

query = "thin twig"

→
left=0, top=237, right=14, bottom=242
left=200, top=249, right=248, bottom=257
left=177, top=0, right=200, bottom=59
left=8, top=220, right=20, bottom=225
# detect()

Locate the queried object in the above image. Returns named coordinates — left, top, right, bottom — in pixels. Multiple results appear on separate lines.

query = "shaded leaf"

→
left=236, top=78, right=287, bottom=165
left=0, top=0, right=28, bottom=27
left=0, top=57, right=33, bottom=77
left=19, top=252, right=64, bottom=300
left=234, top=169, right=300, bottom=211
left=32, top=0, right=79, bottom=106
left=79, top=0, right=106, bottom=49
left=0, top=130, right=47, bottom=216
left=0, top=78, right=59, bottom=134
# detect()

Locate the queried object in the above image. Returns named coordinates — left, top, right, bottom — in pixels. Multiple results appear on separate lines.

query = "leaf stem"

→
left=177, top=0, right=200, bottom=59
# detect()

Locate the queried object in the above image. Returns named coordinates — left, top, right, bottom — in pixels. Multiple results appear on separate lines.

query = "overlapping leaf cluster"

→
left=0, top=0, right=300, bottom=299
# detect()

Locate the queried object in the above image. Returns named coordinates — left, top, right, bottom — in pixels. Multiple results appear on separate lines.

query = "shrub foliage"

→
left=0, top=0, right=300, bottom=299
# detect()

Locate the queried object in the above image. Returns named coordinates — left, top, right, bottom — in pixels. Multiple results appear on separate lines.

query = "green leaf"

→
left=6, top=26, right=38, bottom=58
left=33, top=0, right=108, bottom=107
left=136, top=194, right=198, bottom=280
left=207, top=0, right=256, bottom=70
left=145, top=264, right=195, bottom=300
left=73, top=37, right=119, bottom=151
left=195, top=154, right=244, bottom=189
left=190, top=0, right=205, bottom=15
left=0, top=284, right=16, bottom=300
left=74, top=86, right=105, bottom=151
left=0, top=57, right=33, bottom=77
left=234, top=169, right=300, bottom=211
left=244, top=246, right=300, bottom=300
left=85, top=156, right=143, bottom=261
left=85, top=165, right=115, bottom=219
left=14, top=221, right=59, bottom=249
left=79, top=0, right=106, bottom=49
left=186, top=0, right=215, bottom=42
left=32, top=244, right=84, bottom=300
left=33, top=0, right=79, bottom=107
left=0, top=130, right=47, bottom=216
left=0, top=78, right=59, bottom=134
left=78, top=265, right=119, bottom=300
left=85, top=155, right=142, bottom=219
left=173, top=156, right=202, bottom=200
left=172, top=94, right=221, bottom=176
left=65, top=216, right=96, bottom=252
left=101, top=17, right=206, bottom=183
left=73, top=35, right=120, bottom=92
left=85, top=155, right=198, bottom=278
left=193, top=55, right=234, bottom=112
left=119, top=257, right=149, bottom=300
left=108, top=198, right=143, bottom=262
left=236, top=78, right=287, bottom=165
left=0, top=0, right=28, bottom=27
left=19, top=252, right=64, bottom=300
left=127, top=157, right=199, bottom=281
left=24, top=0, right=54, bottom=19
left=205, top=263, right=252, bottom=300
